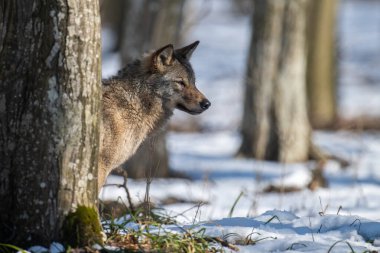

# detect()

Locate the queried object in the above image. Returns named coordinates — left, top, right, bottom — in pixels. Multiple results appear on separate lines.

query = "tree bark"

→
left=0, top=0, right=101, bottom=246
left=306, top=0, right=338, bottom=129
left=239, top=0, right=311, bottom=162
left=117, top=0, right=185, bottom=179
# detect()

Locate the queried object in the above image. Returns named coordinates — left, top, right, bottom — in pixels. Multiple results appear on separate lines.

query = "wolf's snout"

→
left=200, top=99, right=211, bottom=110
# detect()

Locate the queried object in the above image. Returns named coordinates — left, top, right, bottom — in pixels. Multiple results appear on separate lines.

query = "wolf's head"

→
left=145, top=41, right=210, bottom=115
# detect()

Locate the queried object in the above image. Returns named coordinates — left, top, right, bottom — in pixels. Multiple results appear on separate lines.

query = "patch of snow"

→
left=194, top=210, right=380, bottom=252
left=99, top=128, right=380, bottom=251
left=49, top=242, right=64, bottom=253
left=27, top=245, right=48, bottom=253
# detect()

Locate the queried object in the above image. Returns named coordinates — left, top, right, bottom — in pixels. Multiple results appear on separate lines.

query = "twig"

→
left=309, top=143, right=350, bottom=168
left=336, top=205, right=342, bottom=215
left=308, top=217, right=315, bottom=242
left=144, top=176, right=153, bottom=220
left=206, top=237, right=240, bottom=251
left=122, top=175, right=135, bottom=214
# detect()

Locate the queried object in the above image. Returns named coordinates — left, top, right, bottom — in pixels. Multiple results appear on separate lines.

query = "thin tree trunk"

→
left=120, top=0, right=185, bottom=62
left=100, top=0, right=126, bottom=52
left=239, top=0, right=311, bottom=162
left=307, top=0, right=338, bottom=129
left=0, top=0, right=101, bottom=246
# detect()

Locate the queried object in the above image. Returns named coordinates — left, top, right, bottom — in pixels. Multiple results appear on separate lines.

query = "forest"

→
left=1, top=0, right=380, bottom=252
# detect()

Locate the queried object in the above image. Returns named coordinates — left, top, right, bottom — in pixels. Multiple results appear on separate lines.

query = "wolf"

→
left=99, top=41, right=210, bottom=187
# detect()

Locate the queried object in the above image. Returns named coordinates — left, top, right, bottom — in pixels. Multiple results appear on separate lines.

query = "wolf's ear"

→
left=152, top=44, right=174, bottom=70
left=175, top=41, right=199, bottom=60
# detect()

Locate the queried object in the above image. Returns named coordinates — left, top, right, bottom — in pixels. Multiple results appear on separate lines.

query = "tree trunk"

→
left=120, top=0, right=185, bottom=62
left=306, top=0, right=338, bottom=129
left=117, top=0, right=185, bottom=179
left=100, top=0, right=126, bottom=52
left=239, top=0, right=311, bottom=162
left=0, top=0, right=101, bottom=246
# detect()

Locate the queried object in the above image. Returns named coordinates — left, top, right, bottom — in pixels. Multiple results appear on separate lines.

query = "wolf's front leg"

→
left=98, top=161, right=109, bottom=189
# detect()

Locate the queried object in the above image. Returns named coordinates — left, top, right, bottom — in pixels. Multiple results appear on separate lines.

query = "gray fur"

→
left=99, top=42, right=210, bottom=186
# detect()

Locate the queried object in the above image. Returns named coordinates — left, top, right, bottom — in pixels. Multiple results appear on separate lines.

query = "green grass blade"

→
left=228, top=191, right=244, bottom=218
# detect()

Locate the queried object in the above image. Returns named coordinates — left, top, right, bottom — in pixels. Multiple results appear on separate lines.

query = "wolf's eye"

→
left=175, top=80, right=186, bottom=87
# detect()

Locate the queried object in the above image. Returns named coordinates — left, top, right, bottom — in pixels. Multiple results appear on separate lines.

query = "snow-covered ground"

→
left=101, top=130, right=380, bottom=252
left=99, top=0, right=380, bottom=252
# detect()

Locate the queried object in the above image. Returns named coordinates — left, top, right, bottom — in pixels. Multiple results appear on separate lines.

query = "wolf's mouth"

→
left=176, top=104, right=203, bottom=115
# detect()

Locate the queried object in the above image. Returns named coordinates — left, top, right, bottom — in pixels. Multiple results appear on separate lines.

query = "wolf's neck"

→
left=117, top=60, right=174, bottom=131
left=130, top=88, right=170, bottom=137
left=104, top=79, right=171, bottom=138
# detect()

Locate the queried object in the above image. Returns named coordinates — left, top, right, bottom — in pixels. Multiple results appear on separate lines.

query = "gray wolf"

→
left=99, top=41, right=210, bottom=187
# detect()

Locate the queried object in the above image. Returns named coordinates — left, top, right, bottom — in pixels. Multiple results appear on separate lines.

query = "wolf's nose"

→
left=200, top=99, right=211, bottom=110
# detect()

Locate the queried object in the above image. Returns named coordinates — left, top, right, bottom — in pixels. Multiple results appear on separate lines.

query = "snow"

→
left=100, top=0, right=380, bottom=252
left=198, top=210, right=380, bottom=252
left=27, top=242, right=64, bottom=253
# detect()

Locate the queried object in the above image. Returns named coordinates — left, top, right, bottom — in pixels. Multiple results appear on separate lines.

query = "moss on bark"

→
left=62, top=206, right=103, bottom=247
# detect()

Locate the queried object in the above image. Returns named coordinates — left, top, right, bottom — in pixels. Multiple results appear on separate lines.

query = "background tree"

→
left=239, top=0, right=311, bottom=162
left=100, top=0, right=126, bottom=52
left=306, top=0, right=338, bottom=129
left=0, top=0, right=102, bottom=246
left=113, top=0, right=186, bottom=179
